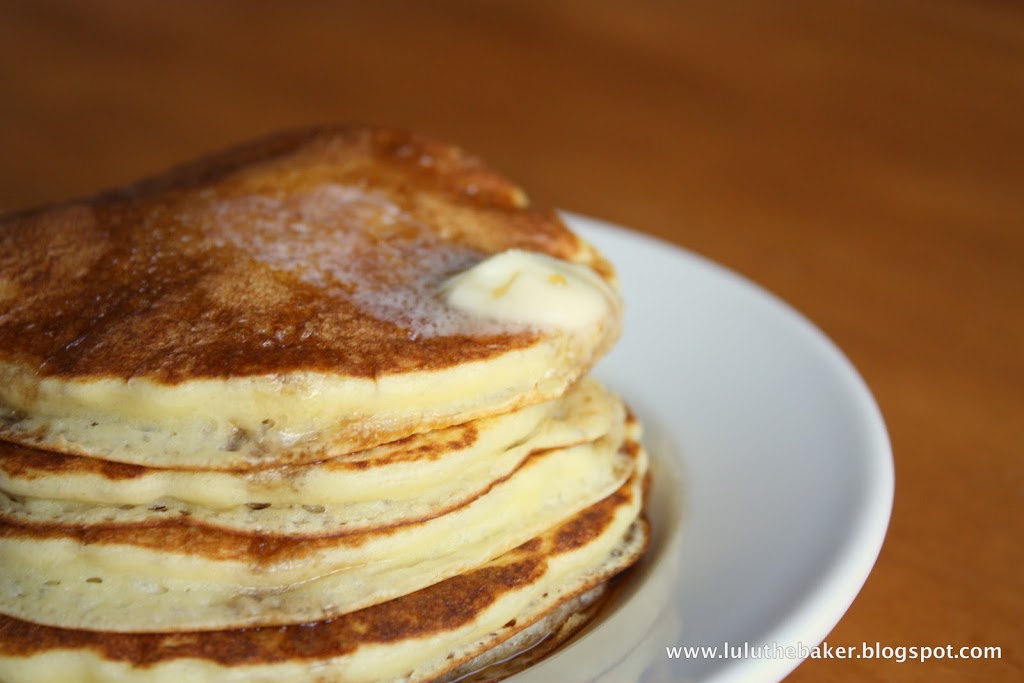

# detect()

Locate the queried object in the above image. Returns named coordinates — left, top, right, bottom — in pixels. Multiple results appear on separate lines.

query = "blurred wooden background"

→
left=0, top=1, right=1021, bottom=681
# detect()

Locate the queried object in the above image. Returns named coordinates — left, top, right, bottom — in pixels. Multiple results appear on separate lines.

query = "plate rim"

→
left=519, top=212, right=894, bottom=683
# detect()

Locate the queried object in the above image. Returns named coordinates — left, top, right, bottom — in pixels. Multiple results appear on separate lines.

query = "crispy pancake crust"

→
left=0, top=125, right=621, bottom=468
left=0, top=125, right=608, bottom=382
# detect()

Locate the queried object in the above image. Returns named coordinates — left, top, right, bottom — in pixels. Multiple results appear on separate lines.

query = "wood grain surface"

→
left=0, top=1, right=1021, bottom=681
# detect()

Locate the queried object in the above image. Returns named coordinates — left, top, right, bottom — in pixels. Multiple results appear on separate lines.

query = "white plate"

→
left=515, top=214, right=893, bottom=683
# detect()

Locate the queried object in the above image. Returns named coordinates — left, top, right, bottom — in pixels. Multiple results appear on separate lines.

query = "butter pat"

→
left=443, top=249, right=615, bottom=329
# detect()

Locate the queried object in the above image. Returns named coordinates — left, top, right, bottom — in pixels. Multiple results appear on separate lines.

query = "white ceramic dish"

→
left=513, top=214, right=893, bottom=683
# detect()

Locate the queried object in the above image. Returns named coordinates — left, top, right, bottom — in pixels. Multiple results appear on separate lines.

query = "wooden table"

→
left=1, top=1, right=1020, bottom=681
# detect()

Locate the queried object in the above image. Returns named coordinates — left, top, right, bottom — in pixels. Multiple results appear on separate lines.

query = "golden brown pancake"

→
left=0, top=462, right=650, bottom=683
left=0, top=420, right=640, bottom=633
left=0, top=378, right=621, bottom=536
left=0, top=125, right=621, bottom=470
left=0, top=126, right=649, bottom=682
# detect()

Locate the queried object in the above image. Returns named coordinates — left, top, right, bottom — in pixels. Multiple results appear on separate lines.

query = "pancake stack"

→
left=0, top=126, right=649, bottom=682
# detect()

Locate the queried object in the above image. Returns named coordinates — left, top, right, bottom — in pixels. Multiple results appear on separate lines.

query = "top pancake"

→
left=0, top=125, right=621, bottom=469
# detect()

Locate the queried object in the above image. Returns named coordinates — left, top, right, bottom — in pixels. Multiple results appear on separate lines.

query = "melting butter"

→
left=443, top=249, right=614, bottom=329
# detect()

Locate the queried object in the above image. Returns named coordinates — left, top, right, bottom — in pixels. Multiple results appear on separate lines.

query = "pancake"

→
left=0, top=416, right=639, bottom=633
left=0, top=455, right=649, bottom=683
left=0, top=125, right=622, bottom=470
left=436, top=582, right=611, bottom=683
left=0, top=378, right=620, bottom=536
left=0, top=125, right=651, bottom=681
